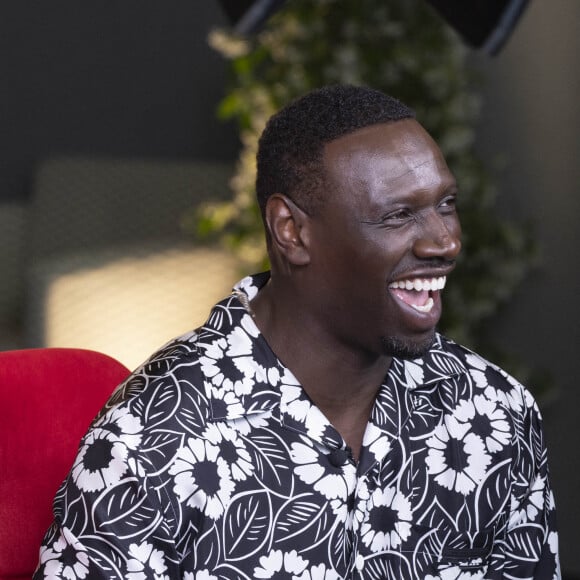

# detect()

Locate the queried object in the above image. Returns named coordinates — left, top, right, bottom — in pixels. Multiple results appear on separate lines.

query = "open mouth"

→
left=388, top=276, right=446, bottom=314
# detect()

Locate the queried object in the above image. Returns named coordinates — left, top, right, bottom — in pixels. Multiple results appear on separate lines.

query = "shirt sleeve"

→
left=32, top=401, right=181, bottom=579
left=502, top=393, right=560, bottom=578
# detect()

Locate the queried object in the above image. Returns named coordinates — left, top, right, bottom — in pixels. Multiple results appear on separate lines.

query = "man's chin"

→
left=381, top=331, right=435, bottom=360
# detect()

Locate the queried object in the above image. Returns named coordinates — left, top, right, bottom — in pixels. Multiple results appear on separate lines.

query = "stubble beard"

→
left=381, top=330, right=436, bottom=360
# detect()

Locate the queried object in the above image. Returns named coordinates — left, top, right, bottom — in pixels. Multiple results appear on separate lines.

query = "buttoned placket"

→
left=277, top=373, right=418, bottom=579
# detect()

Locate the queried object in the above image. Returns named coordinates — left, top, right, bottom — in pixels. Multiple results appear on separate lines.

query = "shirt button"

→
left=347, top=493, right=356, bottom=511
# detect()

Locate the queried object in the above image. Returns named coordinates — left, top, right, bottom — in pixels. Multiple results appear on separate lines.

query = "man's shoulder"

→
left=102, top=328, right=205, bottom=414
left=433, top=333, right=534, bottom=410
left=137, top=328, right=202, bottom=376
left=436, top=334, right=518, bottom=380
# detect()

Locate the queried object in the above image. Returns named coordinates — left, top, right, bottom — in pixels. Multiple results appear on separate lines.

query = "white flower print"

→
left=202, top=422, right=254, bottom=481
left=208, top=387, right=245, bottom=420
left=199, top=337, right=254, bottom=395
left=71, top=429, right=129, bottom=493
left=426, top=567, right=485, bottom=580
left=280, top=383, right=311, bottom=422
left=329, top=497, right=353, bottom=527
left=225, top=330, right=264, bottom=393
left=39, top=527, right=89, bottom=579
left=483, top=383, right=524, bottom=415
left=234, top=411, right=271, bottom=436
left=184, top=571, right=218, bottom=580
left=548, top=489, right=557, bottom=511
left=466, top=352, right=525, bottom=414
left=352, top=478, right=372, bottom=530
left=94, top=406, right=143, bottom=450
left=362, top=423, right=391, bottom=462
left=465, top=353, right=488, bottom=381
left=473, top=395, right=511, bottom=453
left=254, top=549, right=309, bottom=578
left=201, top=314, right=279, bottom=396
left=548, top=531, right=558, bottom=555
left=70, top=407, right=143, bottom=493
left=450, top=396, right=511, bottom=454
left=233, top=276, right=260, bottom=301
left=290, top=441, right=355, bottom=500
left=280, top=367, right=301, bottom=387
left=281, top=383, right=328, bottom=440
left=169, top=437, right=235, bottom=519
left=126, top=541, right=168, bottom=580
left=360, top=486, right=412, bottom=551
left=547, top=531, right=561, bottom=580
left=402, top=358, right=425, bottom=389
left=294, top=563, right=341, bottom=580
left=32, top=269, right=560, bottom=580
left=509, top=474, right=547, bottom=526
left=426, top=419, right=491, bottom=495
left=226, top=314, right=278, bottom=388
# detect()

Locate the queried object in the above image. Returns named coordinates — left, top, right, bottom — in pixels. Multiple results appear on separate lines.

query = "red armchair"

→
left=0, top=348, right=130, bottom=580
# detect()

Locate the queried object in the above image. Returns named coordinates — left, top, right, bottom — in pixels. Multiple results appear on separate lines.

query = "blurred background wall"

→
left=0, top=0, right=578, bottom=574
left=473, top=0, right=580, bottom=573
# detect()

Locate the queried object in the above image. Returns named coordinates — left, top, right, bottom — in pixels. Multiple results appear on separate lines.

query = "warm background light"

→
left=42, top=246, right=239, bottom=370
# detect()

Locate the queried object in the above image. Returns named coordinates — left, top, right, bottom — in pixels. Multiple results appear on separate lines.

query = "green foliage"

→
left=195, top=0, right=544, bottom=392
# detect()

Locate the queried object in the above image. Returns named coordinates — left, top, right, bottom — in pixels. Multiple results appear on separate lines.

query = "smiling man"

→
left=35, top=85, right=559, bottom=579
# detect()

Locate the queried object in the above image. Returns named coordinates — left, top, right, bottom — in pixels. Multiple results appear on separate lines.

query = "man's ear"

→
left=265, top=194, right=311, bottom=266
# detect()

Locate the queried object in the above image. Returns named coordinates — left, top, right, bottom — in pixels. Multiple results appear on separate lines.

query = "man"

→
left=35, top=85, right=559, bottom=579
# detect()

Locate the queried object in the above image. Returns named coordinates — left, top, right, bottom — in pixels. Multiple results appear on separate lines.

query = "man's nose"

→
left=412, top=212, right=461, bottom=260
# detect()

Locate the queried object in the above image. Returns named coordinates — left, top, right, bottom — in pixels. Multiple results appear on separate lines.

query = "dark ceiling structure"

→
left=217, top=0, right=530, bottom=55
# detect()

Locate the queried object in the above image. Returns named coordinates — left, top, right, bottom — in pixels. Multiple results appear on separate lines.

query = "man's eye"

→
left=383, top=209, right=411, bottom=223
left=439, top=195, right=458, bottom=213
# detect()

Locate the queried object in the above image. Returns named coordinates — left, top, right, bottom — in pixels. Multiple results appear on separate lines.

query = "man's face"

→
left=304, top=119, right=461, bottom=359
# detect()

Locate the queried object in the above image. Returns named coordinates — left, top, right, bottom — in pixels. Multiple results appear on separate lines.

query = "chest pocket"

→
left=403, top=523, right=500, bottom=578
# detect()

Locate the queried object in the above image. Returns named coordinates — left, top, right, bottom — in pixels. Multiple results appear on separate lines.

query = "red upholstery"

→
left=0, top=348, right=130, bottom=580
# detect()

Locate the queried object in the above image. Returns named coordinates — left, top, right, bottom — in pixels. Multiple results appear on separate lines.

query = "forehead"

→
left=322, top=119, right=454, bottom=200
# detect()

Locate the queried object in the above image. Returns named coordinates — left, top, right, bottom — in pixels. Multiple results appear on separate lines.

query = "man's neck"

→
left=250, top=279, right=392, bottom=459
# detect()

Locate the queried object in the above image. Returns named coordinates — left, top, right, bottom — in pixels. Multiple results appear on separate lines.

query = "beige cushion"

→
left=27, top=243, right=241, bottom=370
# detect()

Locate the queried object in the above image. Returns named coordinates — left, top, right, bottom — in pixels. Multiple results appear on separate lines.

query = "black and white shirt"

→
left=35, top=273, right=560, bottom=579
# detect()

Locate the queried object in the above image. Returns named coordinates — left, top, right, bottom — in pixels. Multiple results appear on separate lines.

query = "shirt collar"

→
left=198, top=273, right=466, bottom=427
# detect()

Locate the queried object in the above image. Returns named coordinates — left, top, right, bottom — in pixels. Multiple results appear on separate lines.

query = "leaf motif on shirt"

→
left=272, top=493, right=333, bottom=548
left=106, top=373, right=147, bottom=410
left=363, top=554, right=412, bottom=580
left=504, top=524, right=544, bottom=565
left=177, top=388, right=210, bottom=433
left=373, top=383, right=410, bottom=435
left=474, top=458, right=511, bottom=529
left=436, top=378, right=463, bottom=412
left=247, top=389, right=279, bottom=413
left=244, top=429, right=293, bottom=495
left=222, top=490, right=272, bottom=561
left=93, top=478, right=162, bottom=540
left=410, top=525, right=447, bottom=575
left=415, top=496, right=458, bottom=531
left=140, top=379, right=182, bottom=429
left=76, top=536, right=126, bottom=577
left=142, top=341, right=196, bottom=377
left=511, top=440, right=535, bottom=501
left=141, top=431, right=183, bottom=465
left=329, top=517, right=352, bottom=578
left=408, top=389, right=442, bottom=433
left=425, top=350, right=465, bottom=381
left=57, top=487, right=88, bottom=534
left=211, top=564, right=255, bottom=580
left=193, top=524, right=221, bottom=569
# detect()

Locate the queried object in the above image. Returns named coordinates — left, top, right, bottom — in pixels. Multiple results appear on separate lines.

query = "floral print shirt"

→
left=35, top=273, right=560, bottom=580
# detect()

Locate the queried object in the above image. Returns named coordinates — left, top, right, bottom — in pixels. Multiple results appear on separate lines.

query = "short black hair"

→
left=256, top=84, right=415, bottom=217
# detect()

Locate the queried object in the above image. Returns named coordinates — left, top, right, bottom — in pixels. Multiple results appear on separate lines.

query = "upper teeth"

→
left=389, top=276, right=446, bottom=291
